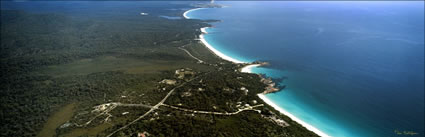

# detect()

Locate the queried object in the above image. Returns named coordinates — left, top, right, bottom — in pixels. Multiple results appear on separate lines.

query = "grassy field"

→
left=39, top=51, right=212, bottom=77
left=37, top=103, right=77, bottom=137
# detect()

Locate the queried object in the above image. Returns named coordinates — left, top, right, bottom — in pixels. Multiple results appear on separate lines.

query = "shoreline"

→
left=184, top=8, right=245, bottom=64
left=199, top=33, right=245, bottom=64
left=184, top=7, right=330, bottom=137
left=258, top=94, right=331, bottom=137
left=241, top=64, right=261, bottom=73
left=183, top=8, right=203, bottom=19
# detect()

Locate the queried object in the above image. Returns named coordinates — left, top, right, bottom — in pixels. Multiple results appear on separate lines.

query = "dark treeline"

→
left=1, top=2, right=318, bottom=137
left=0, top=5, right=209, bottom=136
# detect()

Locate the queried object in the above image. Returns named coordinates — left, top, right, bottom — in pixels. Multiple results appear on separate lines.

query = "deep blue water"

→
left=186, top=2, right=424, bottom=137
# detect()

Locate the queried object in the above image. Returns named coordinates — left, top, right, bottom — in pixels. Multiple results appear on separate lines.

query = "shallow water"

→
left=187, top=1, right=424, bottom=137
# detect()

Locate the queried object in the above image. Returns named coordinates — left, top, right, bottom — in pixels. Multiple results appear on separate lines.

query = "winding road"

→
left=179, top=47, right=204, bottom=63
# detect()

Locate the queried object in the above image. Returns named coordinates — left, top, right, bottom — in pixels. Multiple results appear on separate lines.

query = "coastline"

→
left=258, top=94, right=330, bottom=137
left=241, top=64, right=261, bottom=73
left=184, top=7, right=330, bottom=137
left=184, top=8, right=245, bottom=64
left=199, top=31, right=245, bottom=64
left=183, top=8, right=204, bottom=19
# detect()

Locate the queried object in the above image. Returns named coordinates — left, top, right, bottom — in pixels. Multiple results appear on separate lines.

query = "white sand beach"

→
left=183, top=8, right=203, bottom=19
left=184, top=8, right=245, bottom=63
left=241, top=64, right=261, bottom=73
left=258, top=94, right=331, bottom=137
left=199, top=32, right=245, bottom=64
left=200, top=27, right=208, bottom=34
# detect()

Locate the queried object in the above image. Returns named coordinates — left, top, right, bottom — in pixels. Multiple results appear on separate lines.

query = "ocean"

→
left=186, top=1, right=424, bottom=137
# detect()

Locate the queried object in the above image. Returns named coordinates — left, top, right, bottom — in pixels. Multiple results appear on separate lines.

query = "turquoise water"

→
left=187, top=2, right=424, bottom=137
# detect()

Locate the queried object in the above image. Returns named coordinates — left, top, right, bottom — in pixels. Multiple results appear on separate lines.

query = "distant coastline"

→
left=184, top=9, right=245, bottom=64
left=183, top=8, right=203, bottom=19
left=183, top=7, right=330, bottom=137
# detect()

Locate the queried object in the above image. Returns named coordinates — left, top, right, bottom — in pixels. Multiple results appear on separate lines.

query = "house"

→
left=159, top=79, right=177, bottom=85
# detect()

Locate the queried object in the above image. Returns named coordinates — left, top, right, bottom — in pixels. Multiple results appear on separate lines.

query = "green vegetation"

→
left=0, top=7, right=209, bottom=137
left=38, top=103, right=77, bottom=137
left=1, top=2, right=318, bottom=137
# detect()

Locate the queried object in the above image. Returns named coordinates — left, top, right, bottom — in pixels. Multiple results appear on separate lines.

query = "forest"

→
left=1, top=2, right=318, bottom=137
